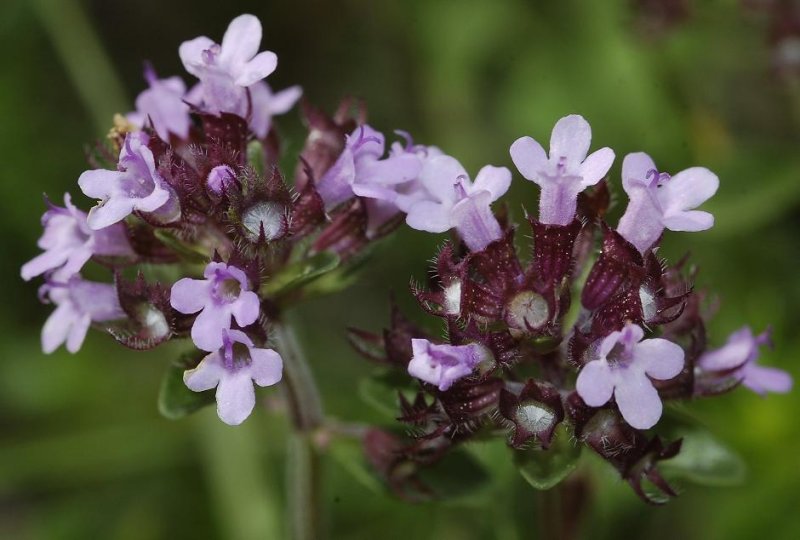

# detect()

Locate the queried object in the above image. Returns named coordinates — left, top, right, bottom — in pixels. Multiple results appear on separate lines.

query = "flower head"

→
left=616, top=152, right=719, bottom=253
left=170, top=261, right=260, bottom=351
left=78, top=132, right=180, bottom=229
left=576, top=324, right=684, bottom=429
left=697, top=327, right=793, bottom=395
left=179, top=14, right=278, bottom=116
left=408, top=338, right=491, bottom=391
left=127, top=64, right=191, bottom=141
left=184, top=329, right=282, bottom=425
left=510, top=115, right=615, bottom=226
left=40, top=277, right=125, bottom=354
left=21, top=193, right=132, bottom=281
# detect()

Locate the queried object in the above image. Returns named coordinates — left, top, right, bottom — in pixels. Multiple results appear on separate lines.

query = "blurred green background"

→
left=2, top=0, right=799, bottom=538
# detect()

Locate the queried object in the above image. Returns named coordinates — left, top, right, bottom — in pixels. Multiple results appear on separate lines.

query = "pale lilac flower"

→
left=249, top=81, right=302, bottom=138
left=510, top=115, right=615, bottom=226
left=408, top=338, right=491, bottom=391
left=616, top=152, right=719, bottom=253
left=78, top=132, right=180, bottom=230
left=179, top=14, right=278, bottom=116
left=698, top=327, right=793, bottom=395
left=316, top=125, right=422, bottom=209
left=127, top=64, right=191, bottom=141
left=21, top=194, right=133, bottom=281
left=170, top=262, right=260, bottom=351
left=403, top=155, right=511, bottom=251
left=184, top=329, right=282, bottom=425
left=40, top=277, right=125, bottom=354
left=576, top=324, right=684, bottom=429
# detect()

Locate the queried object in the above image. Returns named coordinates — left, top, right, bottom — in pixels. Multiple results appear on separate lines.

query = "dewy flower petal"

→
left=21, top=194, right=133, bottom=281
left=576, top=323, right=684, bottom=429
left=616, top=152, right=719, bottom=253
left=184, top=329, right=282, bottom=425
left=127, top=64, right=191, bottom=141
left=79, top=132, right=179, bottom=229
left=408, top=338, right=490, bottom=391
left=698, top=327, right=793, bottom=395
left=170, top=261, right=260, bottom=351
left=40, top=277, right=125, bottom=354
left=510, top=114, right=615, bottom=226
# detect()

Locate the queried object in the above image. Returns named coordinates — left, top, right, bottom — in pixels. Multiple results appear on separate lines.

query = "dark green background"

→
left=2, top=0, right=799, bottom=538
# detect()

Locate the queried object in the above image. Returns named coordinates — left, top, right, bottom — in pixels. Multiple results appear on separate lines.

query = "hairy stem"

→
left=273, top=318, right=324, bottom=540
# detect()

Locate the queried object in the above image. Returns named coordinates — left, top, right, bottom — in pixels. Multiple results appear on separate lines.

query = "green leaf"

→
left=515, top=426, right=581, bottom=490
left=660, top=427, right=747, bottom=487
left=260, top=251, right=341, bottom=298
left=158, top=355, right=215, bottom=420
left=358, top=370, right=418, bottom=420
left=327, top=437, right=385, bottom=495
left=246, top=140, right=266, bottom=175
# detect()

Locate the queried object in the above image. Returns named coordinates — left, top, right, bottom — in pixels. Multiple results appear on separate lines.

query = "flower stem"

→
left=273, top=317, right=324, bottom=540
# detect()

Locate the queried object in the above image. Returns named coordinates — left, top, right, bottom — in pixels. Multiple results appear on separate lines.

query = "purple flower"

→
left=21, top=194, right=133, bottom=282
left=78, top=132, right=180, bottom=230
left=402, top=155, right=511, bottom=251
left=184, top=329, right=282, bottom=425
left=615, top=152, right=719, bottom=253
left=408, top=338, right=491, bottom=391
left=127, top=64, right=191, bottom=141
left=179, top=14, right=277, bottom=116
left=40, top=277, right=125, bottom=354
left=249, top=81, right=302, bottom=138
left=510, top=115, right=615, bottom=226
left=317, top=125, right=422, bottom=210
left=170, top=262, right=260, bottom=351
left=698, top=327, right=793, bottom=395
left=576, top=324, right=684, bottom=429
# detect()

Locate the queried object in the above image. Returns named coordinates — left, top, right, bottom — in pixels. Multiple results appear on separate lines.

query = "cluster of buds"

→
left=352, top=115, right=792, bottom=503
left=21, top=14, right=459, bottom=426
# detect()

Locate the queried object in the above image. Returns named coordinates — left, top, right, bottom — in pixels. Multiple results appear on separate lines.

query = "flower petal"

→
left=86, top=198, right=136, bottom=230
left=178, top=36, right=215, bottom=78
left=249, top=348, right=283, bottom=387
left=417, top=155, right=467, bottom=204
left=576, top=360, right=615, bottom=406
left=268, top=85, right=303, bottom=114
left=471, top=165, right=511, bottom=201
left=78, top=169, right=125, bottom=200
left=614, top=374, right=662, bottom=429
left=184, top=352, right=225, bottom=392
left=405, top=200, right=452, bottom=233
left=549, top=115, right=591, bottom=168
left=21, top=248, right=71, bottom=281
left=579, top=147, right=615, bottom=187
left=232, top=290, right=260, bottom=327
left=636, top=338, right=684, bottom=380
left=66, top=313, right=91, bottom=353
left=621, top=152, right=656, bottom=193
left=235, top=51, right=278, bottom=87
left=661, top=210, right=714, bottom=232
left=41, top=303, right=73, bottom=354
left=741, top=364, right=793, bottom=395
left=660, top=167, right=719, bottom=212
left=215, top=372, right=256, bottom=425
left=191, top=305, right=229, bottom=351
left=170, top=278, right=210, bottom=314
left=509, top=136, right=548, bottom=182
left=220, top=14, right=262, bottom=68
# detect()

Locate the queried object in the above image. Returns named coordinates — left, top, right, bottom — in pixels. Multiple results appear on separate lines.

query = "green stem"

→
left=537, top=486, right=564, bottom=540
left=273, top=318, right=324, bottom=540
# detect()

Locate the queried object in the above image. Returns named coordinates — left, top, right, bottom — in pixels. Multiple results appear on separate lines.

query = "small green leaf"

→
left=158, top=355, right=215, bottom=420
left=246, top=140, right=266, bottom=175
left=515, top=426, right=581, bottom=490
left=261, top=251, right=341, bottom=297
left=660, top=428, right=746, bottom=487
left=327, top=437, right=385, bottom=495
